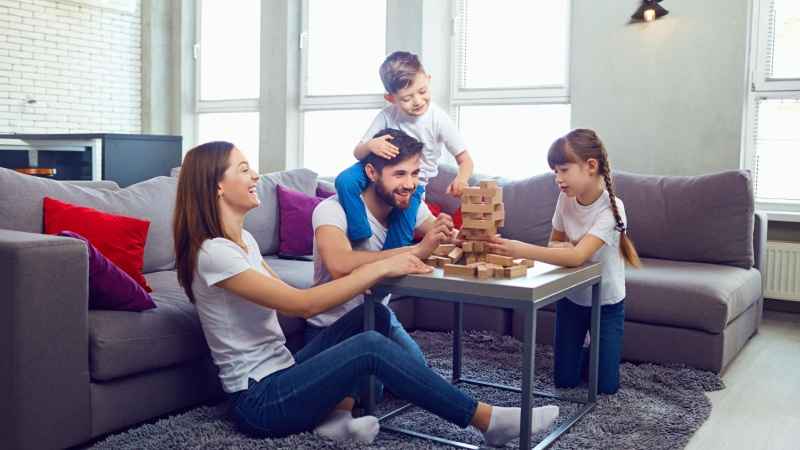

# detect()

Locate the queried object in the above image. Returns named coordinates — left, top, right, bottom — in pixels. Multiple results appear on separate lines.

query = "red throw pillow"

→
left=425, top=201, right=463, bottom=229
left=44, top=197, right=152, bottom=292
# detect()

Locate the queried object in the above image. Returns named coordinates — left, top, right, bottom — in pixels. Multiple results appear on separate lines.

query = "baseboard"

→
left=764, top=298, right=800, bottom=314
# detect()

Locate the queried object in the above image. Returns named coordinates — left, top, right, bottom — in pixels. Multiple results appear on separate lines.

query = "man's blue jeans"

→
left=304, top=306, right=427, bottom=402
left=553, top=298, right=625, bottom=395
left=335, top=161, right=425, bottom=249
left=229, top=303, right=478, bottom=438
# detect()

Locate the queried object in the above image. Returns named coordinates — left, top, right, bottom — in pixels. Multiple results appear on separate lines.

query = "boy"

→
left=334, top=51, right=474, bottom=249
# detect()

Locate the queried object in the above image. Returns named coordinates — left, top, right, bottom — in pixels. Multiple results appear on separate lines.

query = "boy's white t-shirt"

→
left=552, top=191, right=627, bottom=307
left=361, top=102, right=467, bottom=183
left=309, top=194, right=433, bottom=327
left=193, top=230, right=295, bottom=393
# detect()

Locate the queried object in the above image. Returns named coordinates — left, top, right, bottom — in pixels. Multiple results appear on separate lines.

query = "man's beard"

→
left=375, top=177, right=413, bottom=209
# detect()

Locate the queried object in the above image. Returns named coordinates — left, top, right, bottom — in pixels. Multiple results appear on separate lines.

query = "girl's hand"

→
left=367, top=135, right=399, bottom=159
left=380, top=253, right=433, bottom=277
left=486, top=236, right=525, bottom=258
left=446, top=177, right=469, bottom=197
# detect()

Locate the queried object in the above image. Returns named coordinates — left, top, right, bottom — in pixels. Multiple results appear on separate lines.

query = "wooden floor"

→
left=685, top=309, right=800, bottom=450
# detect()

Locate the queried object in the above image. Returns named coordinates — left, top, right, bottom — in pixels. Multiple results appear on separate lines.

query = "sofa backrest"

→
left=243, top=168, right=319, bottom=255
left=613, top=170, right=754, bottom=269
left=0, top=167, right=178, bottom=273
left=428, top=165, right=756, bottom=269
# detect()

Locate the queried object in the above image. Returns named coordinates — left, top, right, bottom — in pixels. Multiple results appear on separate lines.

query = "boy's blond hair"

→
left=379, top=51, right=426, bottom=94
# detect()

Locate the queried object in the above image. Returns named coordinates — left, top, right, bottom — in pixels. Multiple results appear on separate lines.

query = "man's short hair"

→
left=361, top=128, right=423, bottom=174
left=379, top=51, right=426, bottom=94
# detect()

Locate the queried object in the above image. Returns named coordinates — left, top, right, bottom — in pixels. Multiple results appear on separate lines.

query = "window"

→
left=452, top=0, right=572, bottom=180
left=300, top=0, right=387, bottom=176
left=196, top=0, right=261, bottom=171
left=745, top=0, right=800, bottom=216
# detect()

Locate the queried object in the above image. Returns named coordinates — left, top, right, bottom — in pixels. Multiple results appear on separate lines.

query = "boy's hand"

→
left=486, top=236, right=525, bottom=258
left=446, top=177, right=469, bottom=197
left=367, top=135, right=399, bottom=159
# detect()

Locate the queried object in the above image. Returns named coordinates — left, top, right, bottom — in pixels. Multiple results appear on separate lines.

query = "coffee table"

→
left=363, top=261, right=602, bottom=449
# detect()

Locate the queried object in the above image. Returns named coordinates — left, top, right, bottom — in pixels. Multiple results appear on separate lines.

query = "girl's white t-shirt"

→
left=193, top=230, right=295, bottom=393
left=552, top=191, right=627, bottom=307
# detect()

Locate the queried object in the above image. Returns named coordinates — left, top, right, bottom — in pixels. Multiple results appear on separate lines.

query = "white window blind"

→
left=451, top=0, right=571, bottom=180
left=747, top=0, right=800, bottom=212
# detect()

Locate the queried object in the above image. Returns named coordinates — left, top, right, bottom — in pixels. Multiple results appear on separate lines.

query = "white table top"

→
left=373, top=261, right=601, bottom=303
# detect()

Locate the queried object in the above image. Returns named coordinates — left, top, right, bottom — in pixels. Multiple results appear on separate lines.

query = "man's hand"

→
left=366, top=134, right=399, bottom=159
left=376, top=253, right=433, bottom=278
left=413, top=221, right=453, bottom=259
left=446, top=177, right=469, bottom=197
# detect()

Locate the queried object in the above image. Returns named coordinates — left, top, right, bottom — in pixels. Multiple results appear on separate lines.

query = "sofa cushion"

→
left=244, top=168, right=319, bottom=255
left=58, top=231, right=155, bottom=311
left=46, top=198, right=152, bottom=292
left=276, top=185, right=325, bottom=257
left=614, top=170, right=755, bottom=269
left=498, top=172, right=560, bottom=246
left=88, top=271, right=207, bottom=381
left=0, top=168, right=178, bottom=273
left=625, top=258, right=762, bottom=333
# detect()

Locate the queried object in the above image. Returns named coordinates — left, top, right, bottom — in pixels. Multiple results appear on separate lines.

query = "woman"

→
left=173, top=141, right=559, bottom=446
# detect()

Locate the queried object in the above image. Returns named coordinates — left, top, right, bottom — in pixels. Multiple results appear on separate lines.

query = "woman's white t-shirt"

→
left=193, top=230, right=295, bottom=393
left=552, top=191, right=627, bottom=307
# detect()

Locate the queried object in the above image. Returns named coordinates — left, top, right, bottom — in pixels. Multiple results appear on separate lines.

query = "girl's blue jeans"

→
left=553, top=298, right=625, bottom=395
left=335, top=161, right=425, bottom=249
left=230, top=303, right=478, bottom=438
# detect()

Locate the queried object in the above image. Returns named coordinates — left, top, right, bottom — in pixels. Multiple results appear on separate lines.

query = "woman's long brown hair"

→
left=173, top=141, right=235, bottom=303
left=547, top=129, right=641, bottom=267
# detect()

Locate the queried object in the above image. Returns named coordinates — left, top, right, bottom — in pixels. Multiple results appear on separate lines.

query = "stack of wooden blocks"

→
left=425, top=180, right=534, bottom=279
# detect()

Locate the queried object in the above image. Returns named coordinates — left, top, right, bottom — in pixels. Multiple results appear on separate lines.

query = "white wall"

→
left=0, top=0, right=141, bottom=134
left=570, top=0, right=751, bottom=176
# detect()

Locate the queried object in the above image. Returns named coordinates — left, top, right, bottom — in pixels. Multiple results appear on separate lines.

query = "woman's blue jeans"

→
left=230, top=303, right=478, bottom=438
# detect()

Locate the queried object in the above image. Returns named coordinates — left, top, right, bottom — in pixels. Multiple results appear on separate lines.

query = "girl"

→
left=173, top=141, right=559, bottom=446
left=487, top=129, right=640, bottom=395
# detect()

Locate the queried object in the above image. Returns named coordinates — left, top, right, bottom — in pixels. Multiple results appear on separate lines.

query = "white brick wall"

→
left=0, top=0, right=141, bottom=134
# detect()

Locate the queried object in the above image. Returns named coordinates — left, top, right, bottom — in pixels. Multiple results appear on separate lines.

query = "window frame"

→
left=297, top=0, right=389, bottom=173
left=449, top=0, right=571, bottom=107
left=743, top=0, right=800, bottom=221
left=193, top=0, right=262, bottom=168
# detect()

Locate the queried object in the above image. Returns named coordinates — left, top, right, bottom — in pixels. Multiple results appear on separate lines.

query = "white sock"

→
left=483, top=405, right=559, bottom=447
left=314, top=410, right=380, bottom=444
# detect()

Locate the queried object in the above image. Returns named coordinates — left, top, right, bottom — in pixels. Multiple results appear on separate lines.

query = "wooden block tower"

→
left=425, top=180, right=534, bottom=279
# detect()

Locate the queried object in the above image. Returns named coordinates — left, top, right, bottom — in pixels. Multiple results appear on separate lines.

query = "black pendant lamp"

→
left=632, top=0, right=669, bottom=22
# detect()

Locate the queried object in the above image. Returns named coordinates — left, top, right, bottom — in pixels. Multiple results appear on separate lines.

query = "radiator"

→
left=765, top=241, right=800, bottom=302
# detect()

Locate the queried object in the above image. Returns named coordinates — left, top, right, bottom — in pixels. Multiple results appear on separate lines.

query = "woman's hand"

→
left=486, top=236, right=526, bottom=258
left=378, top=253, right=433, bottom=278
left=548, top=241, right=574, bottom=249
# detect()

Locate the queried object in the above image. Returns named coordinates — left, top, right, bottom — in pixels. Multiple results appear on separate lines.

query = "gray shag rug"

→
left=90, top=331, right=724, bottom=449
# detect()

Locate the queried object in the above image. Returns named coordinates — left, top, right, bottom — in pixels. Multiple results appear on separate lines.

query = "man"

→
left=308, top=128, right=454, bottom=366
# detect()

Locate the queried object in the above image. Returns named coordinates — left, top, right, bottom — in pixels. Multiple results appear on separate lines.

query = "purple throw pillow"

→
left=59, top=231, right=156, bottom=311
left=316, top=185, right=335, bottom=199
left=277, top=185, right=325, bottom=257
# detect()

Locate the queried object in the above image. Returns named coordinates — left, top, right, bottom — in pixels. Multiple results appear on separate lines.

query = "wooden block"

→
left=480, top=180, right=498, bottom=190
left=466, top=254, right=479, bottom=265
left=492, top=188, right=503, bottom=203
left=461, top=202, right=495, bottom=213
left=447, top=247, right=464, bottom=262
left=462, top=218, right=496, bottom=230
left=426, top=255, right=451, bottom=267
left=503, top=265, right=527, bottom=279
left=460, top=228, right=496, bottom=240
left=487, top=254, right=515, bottom=267
left=433, top=244, right=456, bottom=257
left=444, top=264, right=477, bottom=278
left=514, top=258, right=535, bottom=268
left=476, top=266, right=491, bottom=279
left=472, top=241, right=486, bottom=252
left=462, top=241, right=473, bottom=252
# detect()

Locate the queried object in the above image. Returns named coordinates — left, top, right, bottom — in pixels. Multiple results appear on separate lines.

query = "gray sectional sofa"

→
left=0, top=164, right=764, bottom=450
